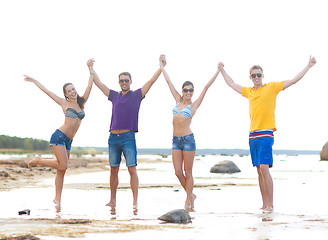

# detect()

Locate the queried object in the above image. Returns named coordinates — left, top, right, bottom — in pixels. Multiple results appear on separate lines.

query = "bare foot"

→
left=28, top=155, right=41, bottom=168
left=263, top=207, right=274, bottom=213
left=185, top=200, right=194, bottom=212
left=53, top=198, right=61, bottom=209
left=106, top=201, right=116, bottom=208
left=191, top=194, right=197, bottom=209
left=133, top=202, right=138, bottom=210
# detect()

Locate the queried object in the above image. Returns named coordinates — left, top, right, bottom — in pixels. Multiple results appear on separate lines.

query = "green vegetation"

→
left=0, top=135, right=50, bottom=153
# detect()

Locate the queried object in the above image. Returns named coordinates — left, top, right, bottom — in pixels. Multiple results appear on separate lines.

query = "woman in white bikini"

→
left=159, top=55, right=221, bottom=211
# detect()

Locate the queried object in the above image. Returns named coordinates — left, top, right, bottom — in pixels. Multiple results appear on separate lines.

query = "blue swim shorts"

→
left=249, top=137, right=274, bottom=167
left=50, top=129, right=73, bottom=152
left=172, top=133, right=196, bottom=152
left=108, top=131, right=137, bottom=167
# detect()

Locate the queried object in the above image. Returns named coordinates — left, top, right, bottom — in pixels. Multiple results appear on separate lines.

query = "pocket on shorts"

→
left=184, top=135, right=195, bottom=144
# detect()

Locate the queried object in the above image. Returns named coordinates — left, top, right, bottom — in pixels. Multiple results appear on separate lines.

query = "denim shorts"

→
left=108, top=131, right=137, bottom=167
left=249, top=137, right=274, bottom=167
left=172, top=133, right=196, bottom=152
left=50, top=129, right=73, bottom=152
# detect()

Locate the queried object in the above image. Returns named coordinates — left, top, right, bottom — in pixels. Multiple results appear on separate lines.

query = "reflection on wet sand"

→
left=1, top=154, right=328, bottom=239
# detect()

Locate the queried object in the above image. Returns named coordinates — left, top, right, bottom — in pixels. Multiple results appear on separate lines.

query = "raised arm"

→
left=219, top=62, right=242, bottom=94
left=159, top=54, right=182, bottom=103
left=141, top=57, right=165, bottom=98
left=24, top=75, right=65, bottom=106
left=283, top=56, right=317, bottom=90
left=191, top=63, right=221, bottom=113
left=80, top=59, right=95, bottom=102
left=87, top=58, right=110, bottom=97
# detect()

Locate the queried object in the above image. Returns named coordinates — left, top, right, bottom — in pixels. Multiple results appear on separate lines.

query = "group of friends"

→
left=25, top=54, right=317, bottom=213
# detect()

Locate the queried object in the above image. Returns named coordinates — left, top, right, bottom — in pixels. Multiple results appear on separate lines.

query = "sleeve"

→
left=136, top=88, right=144, bottom=100
left=270, top=82, right=284, bottom=93
left=108, top=90, right=117, bottom=101
left=241, top=87, right=250, bottom=98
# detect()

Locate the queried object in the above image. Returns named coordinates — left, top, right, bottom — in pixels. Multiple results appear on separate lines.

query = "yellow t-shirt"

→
left=241, top=82, right=284, bottom=132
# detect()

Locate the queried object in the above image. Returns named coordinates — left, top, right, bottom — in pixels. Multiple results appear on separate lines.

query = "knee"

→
left=110, top=167, right=120, bottom=176
left=128, top=166, right=137, bottom=176
left=175, top=170, right=184, bottom=178
left=257, top=165, right=269, bottom=175
left=58, top=164, right=68, bottom=171
left=184, top=170, right=193, bottom=178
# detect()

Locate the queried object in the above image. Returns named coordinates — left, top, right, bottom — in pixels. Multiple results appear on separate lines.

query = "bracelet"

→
left=90, top=72, right=94, bottom=75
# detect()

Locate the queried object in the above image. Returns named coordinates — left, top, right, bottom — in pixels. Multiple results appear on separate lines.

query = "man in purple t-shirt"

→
left=87, top=58, right=164, bottom=210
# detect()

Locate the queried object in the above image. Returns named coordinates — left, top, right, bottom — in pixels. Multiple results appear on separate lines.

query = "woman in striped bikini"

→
left=159, top=54, right=221, bottom=211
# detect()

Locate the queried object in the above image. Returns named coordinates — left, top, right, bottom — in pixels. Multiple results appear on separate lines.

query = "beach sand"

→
left=1, top=154, right=328, bottom=239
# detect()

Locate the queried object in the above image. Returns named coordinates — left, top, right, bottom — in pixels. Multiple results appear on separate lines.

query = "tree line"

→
left=0, top=135, right=49, bottom=151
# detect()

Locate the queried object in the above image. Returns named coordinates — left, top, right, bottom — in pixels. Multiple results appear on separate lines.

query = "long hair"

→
left=63, top=83, right=85, bottom=109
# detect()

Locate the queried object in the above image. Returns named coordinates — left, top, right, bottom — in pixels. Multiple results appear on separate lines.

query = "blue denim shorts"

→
left=172, top=133, right=196, bottom=152
left=249, top=137, right=274, bottom=167
left=50, top=129, right=73, bottom=152
left=108, top=131, right=137, bottom=167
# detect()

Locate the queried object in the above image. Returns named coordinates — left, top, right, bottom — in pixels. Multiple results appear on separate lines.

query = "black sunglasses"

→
left=183, top=88, right=194, bottom=93
left=251, top=73, right=262, bottom=78
left=119, top=79, right=130, bottom=83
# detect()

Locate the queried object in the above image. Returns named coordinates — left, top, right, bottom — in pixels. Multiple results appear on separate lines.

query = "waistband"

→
left=173, top=133, right=194, bottom=140
left=110, top=130, right=135, bottom=138
left=56, top=129, right=72, bottom=141
left=249, top=130, right=274, bottom=140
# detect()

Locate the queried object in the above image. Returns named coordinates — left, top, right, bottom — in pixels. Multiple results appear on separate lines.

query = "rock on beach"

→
left=320, top=141, right=328, bottom=160
left=210, top=160, right=241, bottom=174
left=158, top=209, right=191, bottom=224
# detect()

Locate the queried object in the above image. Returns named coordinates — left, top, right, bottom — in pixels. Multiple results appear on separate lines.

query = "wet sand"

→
left=1, top=154, right=328, bottom=239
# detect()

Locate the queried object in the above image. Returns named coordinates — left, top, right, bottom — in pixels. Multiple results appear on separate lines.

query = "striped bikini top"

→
left=64, top=102, right=85, bottom=120
left=65, top=108, right=85, bottom=120
left=173, top=101, right=192, bottom=119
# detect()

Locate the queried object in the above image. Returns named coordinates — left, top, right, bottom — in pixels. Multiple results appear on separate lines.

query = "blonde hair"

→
left=249, top=65, right=263, bottom=75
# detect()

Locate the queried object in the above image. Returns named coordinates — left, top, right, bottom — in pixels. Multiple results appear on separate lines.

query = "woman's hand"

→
left=159, top=54, right=166, bottom=68
left=23, top=75, right=37, bottom=83
left=87, top=58, right=95, bottom=72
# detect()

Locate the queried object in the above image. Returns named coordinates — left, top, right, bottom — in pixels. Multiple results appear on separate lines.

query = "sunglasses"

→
left=119, top=79, right=130, bottom=83
left=251, top=73, right=263, bottom=78
left=183, top=88, right=194, bottom=93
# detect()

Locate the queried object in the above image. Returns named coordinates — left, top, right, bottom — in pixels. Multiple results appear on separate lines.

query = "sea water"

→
left=1, top=153, right=328, bottom=239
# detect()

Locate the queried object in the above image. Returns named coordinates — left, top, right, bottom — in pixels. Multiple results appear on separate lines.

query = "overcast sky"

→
left=1, top=0, right=327, bottom=150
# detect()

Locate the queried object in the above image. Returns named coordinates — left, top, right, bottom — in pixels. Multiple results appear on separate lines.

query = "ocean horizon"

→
left=73, top=147, right=321, bottom=156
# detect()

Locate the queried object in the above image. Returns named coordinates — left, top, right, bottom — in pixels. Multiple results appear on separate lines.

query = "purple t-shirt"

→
left=108, top=88, right=144, bottom=132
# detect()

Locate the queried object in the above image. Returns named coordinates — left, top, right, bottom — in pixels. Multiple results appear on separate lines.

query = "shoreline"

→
left=1, top=155, right=328, bottom=240
left=0, top=157, right=109, bottom=191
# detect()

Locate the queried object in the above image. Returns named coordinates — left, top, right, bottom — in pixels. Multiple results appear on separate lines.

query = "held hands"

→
left=159, top=54, right=167, bottom=68
left=87, top=58, right=95, bottom=72
left=218, top=62, right=224, bottom=71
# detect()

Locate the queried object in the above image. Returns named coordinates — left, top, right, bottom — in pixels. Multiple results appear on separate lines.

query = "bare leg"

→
left=257, top=164, right=274, bottom=211
left=51, top=146, right=69, bottom=208
left=28, top=146, right=68, bottom=170
left=128, top=166, right=139, bottom=209
left=257, top=166, right=266, bottom=210
left=172, top=150, right=196, bottom=211
left=27, top=145, right=70, bottom=208
left=183, top=151, right=196, bottom=211
left=106, top=166, right=119, bottom=208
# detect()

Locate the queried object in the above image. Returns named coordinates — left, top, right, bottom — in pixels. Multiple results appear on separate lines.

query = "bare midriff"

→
left=59, top=117, right=82, bottom=139
left=172, top=115, right=192, bottom=137
left=111, top=129, right=131, bottom=134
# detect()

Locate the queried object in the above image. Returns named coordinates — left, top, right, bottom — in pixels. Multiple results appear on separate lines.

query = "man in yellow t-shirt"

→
left=219, top=56, right=316, bottom=212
